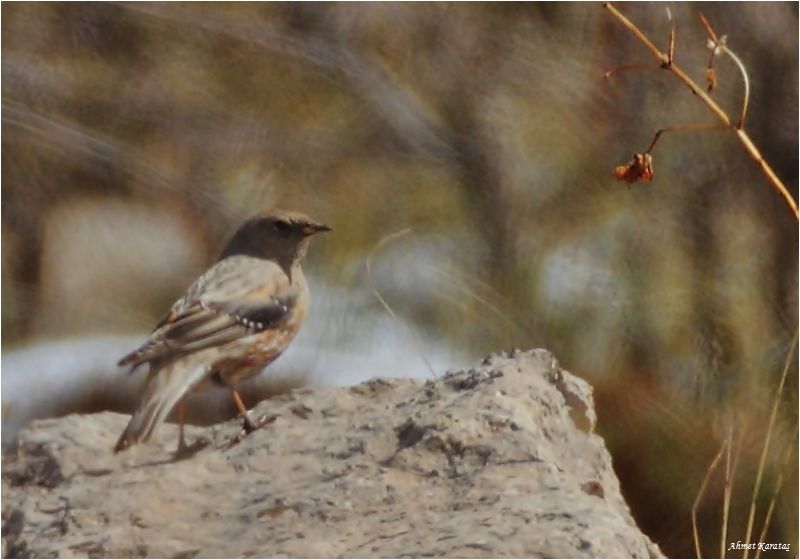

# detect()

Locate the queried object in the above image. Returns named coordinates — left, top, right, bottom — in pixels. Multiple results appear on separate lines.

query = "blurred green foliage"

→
left=2, top=3, right=797, bottom=557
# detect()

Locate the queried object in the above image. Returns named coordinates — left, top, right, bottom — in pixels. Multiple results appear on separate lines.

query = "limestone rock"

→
left=2, top=349, right=662, bottom=558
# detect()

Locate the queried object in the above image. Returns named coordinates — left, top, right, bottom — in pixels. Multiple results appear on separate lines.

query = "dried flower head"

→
left=614, top=153, right=654, bottom=183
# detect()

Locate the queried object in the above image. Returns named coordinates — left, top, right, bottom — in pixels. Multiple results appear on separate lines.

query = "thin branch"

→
left=603, top=63, right=659, bottom=79
left=698, top=13, right=751, bottom=128
left=603, top=2, right=798, bottom=221
left=604, top=2, right=669, bottom=64
left=700, top=14, right=720, bottom=93
left=720, top=46, right=751, bottom=128
left=645, top=123, right=726, bottom=154
left=698, top=12, right=720, bottom=44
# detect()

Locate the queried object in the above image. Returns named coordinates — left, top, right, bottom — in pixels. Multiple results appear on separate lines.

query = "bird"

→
left=114, top=210, right=331, bottom=453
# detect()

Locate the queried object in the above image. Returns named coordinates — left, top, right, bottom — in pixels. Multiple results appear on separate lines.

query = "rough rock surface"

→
left=2, top=349, right=662, bottom=558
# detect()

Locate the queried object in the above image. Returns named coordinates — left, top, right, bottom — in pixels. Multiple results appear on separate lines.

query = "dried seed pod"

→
left=706, top=68, right=717, bottom=92
left=614, top=153, right=654, bottom=183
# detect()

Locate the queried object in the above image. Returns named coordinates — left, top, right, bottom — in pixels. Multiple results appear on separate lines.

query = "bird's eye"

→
left=274, top=220, right=291, bottom=235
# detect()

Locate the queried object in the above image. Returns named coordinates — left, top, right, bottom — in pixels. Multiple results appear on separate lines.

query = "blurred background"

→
left=2, top=2, right=797, bottom=557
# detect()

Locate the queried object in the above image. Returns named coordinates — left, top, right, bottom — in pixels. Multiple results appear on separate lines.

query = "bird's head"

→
left=220, top=210, right=331, bottom=274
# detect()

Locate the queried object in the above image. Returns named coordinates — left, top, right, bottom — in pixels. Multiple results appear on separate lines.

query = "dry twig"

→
left=645, top=123, right=725, bottom=155
left=603, top=3, right=797, bottom=220
left=698, top=12, right=750, bottom=128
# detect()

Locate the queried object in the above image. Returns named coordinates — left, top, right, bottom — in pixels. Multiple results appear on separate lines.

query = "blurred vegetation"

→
left=2, top=3, right=797, bottom=557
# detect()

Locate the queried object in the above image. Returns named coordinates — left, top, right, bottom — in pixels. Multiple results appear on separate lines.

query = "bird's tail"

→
left=114, top=362, right=207, bottom=452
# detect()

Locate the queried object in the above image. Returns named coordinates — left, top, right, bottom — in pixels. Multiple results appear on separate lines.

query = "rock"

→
left=2, top=349, right=662, bottom=558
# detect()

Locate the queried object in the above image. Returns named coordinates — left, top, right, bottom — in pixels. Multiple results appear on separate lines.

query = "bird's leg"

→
left=229, top=388, right=257, bottom=433
left=177, top=399, right=188, bottom=453
left=172, top=399, right=210, bottom=459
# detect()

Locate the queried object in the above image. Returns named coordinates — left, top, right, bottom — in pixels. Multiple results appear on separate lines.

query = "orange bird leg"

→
left=230, top=388, right=257, bottom=433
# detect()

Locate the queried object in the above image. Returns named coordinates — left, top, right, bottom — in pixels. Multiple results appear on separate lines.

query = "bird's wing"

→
left=119, top=256, right=296, bottom=369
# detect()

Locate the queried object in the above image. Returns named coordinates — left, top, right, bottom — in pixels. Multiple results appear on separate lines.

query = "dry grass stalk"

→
left=693, top=439, right=727, bottom=559
left=741, top=332, right=798, bottom=558
left=365, top=228, right=438, bottom=380
left=721, top=423, right=744, bottom=559
left=753, top=424, right=798, bottom=559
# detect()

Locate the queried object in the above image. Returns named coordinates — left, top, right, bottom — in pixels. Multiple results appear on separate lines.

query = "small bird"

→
left=114, top=210, right=331, bottom=452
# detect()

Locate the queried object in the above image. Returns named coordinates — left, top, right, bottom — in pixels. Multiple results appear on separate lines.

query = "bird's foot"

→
left=240, top=413, right=279, bottom=434
left=241, top=413, right=258, bottom=434
left=227, top=414, right=279, bottom=448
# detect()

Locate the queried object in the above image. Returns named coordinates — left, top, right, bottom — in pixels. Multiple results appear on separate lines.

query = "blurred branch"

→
left=124, top=4, right=520, bottom=292
left=124, top=4, right=523, bottom=262
left=1, top=100, right=224, bottom=214
left=603, top=2, right=798, bottom=221
left=122, top=4, right=522, bottom=311
left=120, top=3, right=456, bottom=162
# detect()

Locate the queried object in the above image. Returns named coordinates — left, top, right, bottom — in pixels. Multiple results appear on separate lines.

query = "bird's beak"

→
left=301, top=222, right=332, bottom=236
